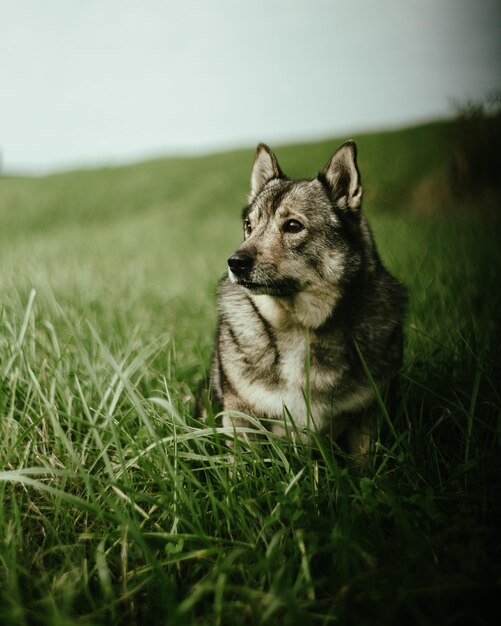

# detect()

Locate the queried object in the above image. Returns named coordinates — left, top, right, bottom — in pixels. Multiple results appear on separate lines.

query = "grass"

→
left=0, top=118, right=500, bottom=625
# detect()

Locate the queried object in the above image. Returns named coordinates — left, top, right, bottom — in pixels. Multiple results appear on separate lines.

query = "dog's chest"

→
left=243, top=327, right=342, bottom=429
left=275, top=328, right=342, bottom=394
left=276, top=329, right=308, bottom=388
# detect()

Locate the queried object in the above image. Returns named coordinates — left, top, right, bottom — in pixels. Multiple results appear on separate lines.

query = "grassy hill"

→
left=0, top=119, right=500, bottom=625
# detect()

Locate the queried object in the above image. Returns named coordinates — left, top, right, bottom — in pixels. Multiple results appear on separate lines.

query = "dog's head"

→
left=228, top=141, right=372, bottom=299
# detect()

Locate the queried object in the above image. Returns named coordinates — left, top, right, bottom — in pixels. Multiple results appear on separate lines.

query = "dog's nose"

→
left=228, top=251, right=254, bottom=275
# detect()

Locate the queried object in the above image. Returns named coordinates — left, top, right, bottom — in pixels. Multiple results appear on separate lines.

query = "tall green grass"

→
left=0, top=120, right=500, bottom=625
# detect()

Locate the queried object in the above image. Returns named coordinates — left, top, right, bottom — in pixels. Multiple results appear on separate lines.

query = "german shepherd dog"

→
left=200, top=141, right=406, bottom=456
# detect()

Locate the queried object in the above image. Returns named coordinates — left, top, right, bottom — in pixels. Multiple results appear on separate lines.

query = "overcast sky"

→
left=1, top=0, right=500, bottom=173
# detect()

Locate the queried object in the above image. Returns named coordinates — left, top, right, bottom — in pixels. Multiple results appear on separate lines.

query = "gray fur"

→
left=199, top=141, right=406, bottom=455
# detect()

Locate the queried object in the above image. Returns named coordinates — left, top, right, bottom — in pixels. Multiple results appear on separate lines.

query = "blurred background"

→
left=1, top=0, right=500, bottom=174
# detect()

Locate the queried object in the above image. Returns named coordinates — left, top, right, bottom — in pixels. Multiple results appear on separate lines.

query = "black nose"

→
left=228, top=251, right=254, bottom=275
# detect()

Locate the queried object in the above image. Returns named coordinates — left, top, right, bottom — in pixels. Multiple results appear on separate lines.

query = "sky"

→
left=1, top=0, right=500, bottom=174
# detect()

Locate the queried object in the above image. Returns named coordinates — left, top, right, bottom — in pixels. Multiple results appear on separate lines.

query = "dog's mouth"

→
left=239, top=280, right=281, bottom=295
left=230, top=272, right=300, bottom=297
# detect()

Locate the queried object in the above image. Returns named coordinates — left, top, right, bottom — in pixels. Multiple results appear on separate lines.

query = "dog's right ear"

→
left=250, top=144, right=283, bottom=200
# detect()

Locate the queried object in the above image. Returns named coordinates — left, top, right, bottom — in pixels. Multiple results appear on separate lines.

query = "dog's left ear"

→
left=250, top=143, right=283, bottom=199
left=320, top=141, right=363, bottom=211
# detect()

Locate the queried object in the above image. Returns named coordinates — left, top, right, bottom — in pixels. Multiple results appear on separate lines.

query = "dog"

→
left=199, top=141, right=406, bottom=456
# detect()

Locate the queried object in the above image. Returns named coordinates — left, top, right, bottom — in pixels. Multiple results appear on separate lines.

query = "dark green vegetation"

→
left=0, top=116, right=500, bottom=625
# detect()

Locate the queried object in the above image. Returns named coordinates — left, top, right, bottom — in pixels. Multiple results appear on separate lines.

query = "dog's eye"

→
left=283, top=219, right=304, bottom=234
left=244, top=219, right=252, bottom=236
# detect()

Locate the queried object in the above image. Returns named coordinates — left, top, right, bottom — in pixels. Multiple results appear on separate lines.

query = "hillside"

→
left=1, top=118, right=499, bottom=378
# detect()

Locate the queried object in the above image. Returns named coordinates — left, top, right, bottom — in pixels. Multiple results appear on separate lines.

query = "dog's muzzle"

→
left=227, top=251, right=254, bottom=277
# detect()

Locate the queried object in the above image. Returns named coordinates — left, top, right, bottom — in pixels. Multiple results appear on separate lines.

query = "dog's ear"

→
left=320, top=141, right=363, bottom=211
left=250, top=144, right=283, bottom=199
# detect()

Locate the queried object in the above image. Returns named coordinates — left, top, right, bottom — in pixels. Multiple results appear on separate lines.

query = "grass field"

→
left=0, top=119, right=500, bottom=625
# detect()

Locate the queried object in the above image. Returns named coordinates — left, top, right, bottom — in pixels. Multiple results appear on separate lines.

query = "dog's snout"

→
left=228, top=251, right=254, bottom=275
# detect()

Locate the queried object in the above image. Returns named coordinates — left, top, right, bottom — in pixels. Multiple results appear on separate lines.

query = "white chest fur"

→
left=235, top=293, right=374, bottom=435
left=234, top=293, right=333, bottom=431
left=235, top=328, right=325, bottom=431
